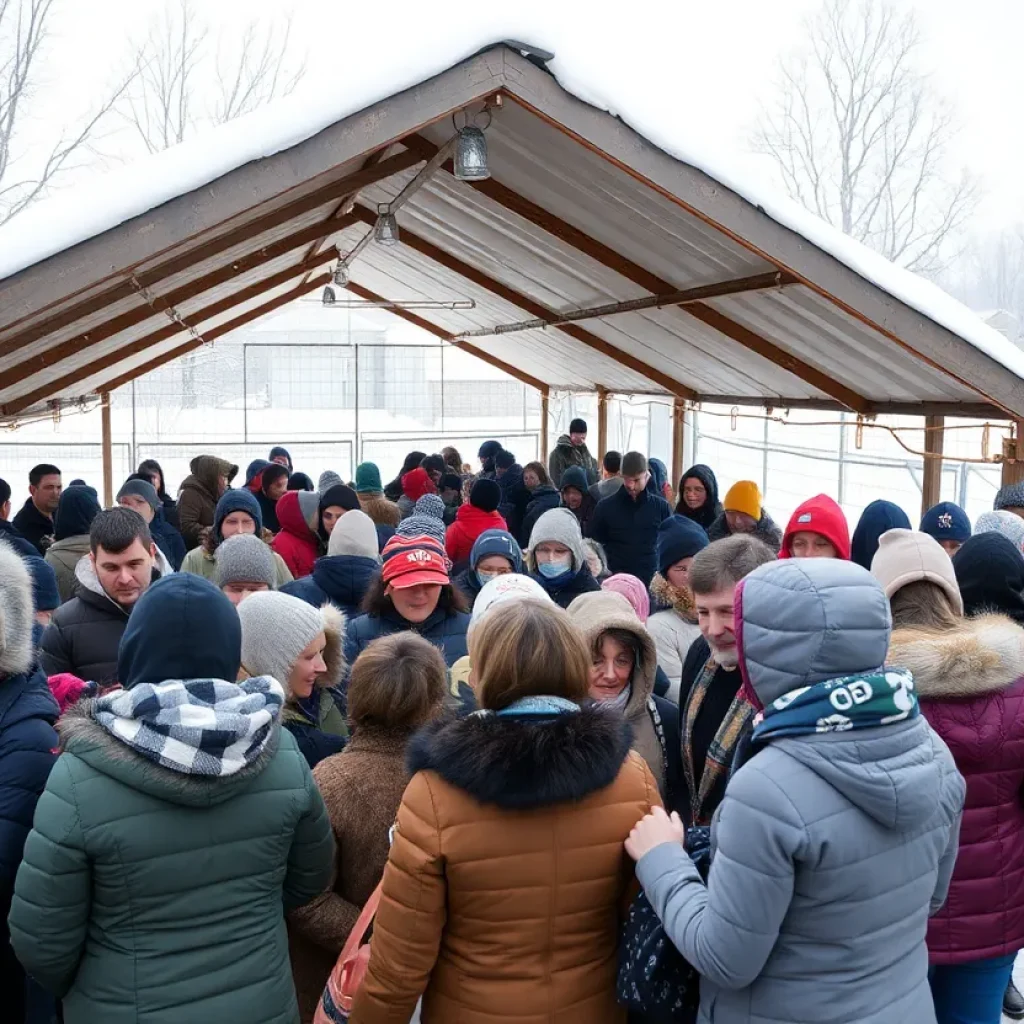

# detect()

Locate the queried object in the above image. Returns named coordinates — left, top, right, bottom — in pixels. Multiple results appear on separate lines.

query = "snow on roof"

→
left=1, top=20, right=1022, bottom=382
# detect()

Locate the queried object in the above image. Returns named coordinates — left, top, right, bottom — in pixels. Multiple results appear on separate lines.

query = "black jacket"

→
left=256, top=491, right=281, bottom=535
left=497, top=465, right=531, bottom=544
left=281, top=554, right=380, bottom=619
left=530, top=563, right=601, bottom=609
left=0, top=519, right=37, bottom=558
left=520, top=485, right=561, bottom=546
left=12, top=500, right=54, bottom=556
left=150, top=511, right=186, bottom=571
left=453, top=567, right=484, bottom=609
left=588, top=486, right=672, bottom=586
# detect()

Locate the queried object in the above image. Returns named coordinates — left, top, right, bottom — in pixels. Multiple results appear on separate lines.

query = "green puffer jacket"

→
left=9, top=704, right=334, bottom=1024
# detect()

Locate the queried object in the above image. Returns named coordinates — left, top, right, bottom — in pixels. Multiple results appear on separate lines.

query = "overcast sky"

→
left=20, top=0, right=1024, bottom=232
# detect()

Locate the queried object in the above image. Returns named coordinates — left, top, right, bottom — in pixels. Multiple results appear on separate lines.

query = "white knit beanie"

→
left=975, top=510, right=1024, bottom=554
left=527, top=508, right=584, bottom=572
left=328, top=509, right=381, bottom=561
left=237, top=591, right=326, bottom=687
left=869, top=528, right=964, bottom=614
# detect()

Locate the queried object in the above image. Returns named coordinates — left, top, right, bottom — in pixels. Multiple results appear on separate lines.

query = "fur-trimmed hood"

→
left=407, top=703, right=632, bottom=809
left=888, top=613, right=1024, bottom=699
left=317, top=602, right=346, bottom=689
left=0, top=539, right=34, bottom=677
left=649, top=571, right=696, bottom=620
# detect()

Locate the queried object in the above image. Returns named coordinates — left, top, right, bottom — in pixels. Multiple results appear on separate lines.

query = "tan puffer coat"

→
left=350, top=704, right=660, bottom=1024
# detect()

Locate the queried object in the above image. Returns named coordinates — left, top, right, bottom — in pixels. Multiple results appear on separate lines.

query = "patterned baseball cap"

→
left=381, top=534, right=449, bottom=589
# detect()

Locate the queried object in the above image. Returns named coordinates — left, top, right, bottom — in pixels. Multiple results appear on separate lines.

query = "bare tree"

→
left=123, top=0, right=304, bottom=155
left=943, top=226, right=1024, bottom=332
left=0, top=0, right=133, bottom=224
left=753, top=0, right=977, bottom=274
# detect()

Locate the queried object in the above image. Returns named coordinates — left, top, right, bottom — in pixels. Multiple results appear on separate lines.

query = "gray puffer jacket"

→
left=637, top=558, right=964, bottom=1024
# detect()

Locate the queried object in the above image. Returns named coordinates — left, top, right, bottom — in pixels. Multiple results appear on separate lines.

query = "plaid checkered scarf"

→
left=94, top=676, right=285, bottom=777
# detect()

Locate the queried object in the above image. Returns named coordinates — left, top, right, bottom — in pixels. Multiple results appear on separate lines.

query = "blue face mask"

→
left=538, top=558, right=572, bottom=580
left=477, top=570, right=500, bottom=587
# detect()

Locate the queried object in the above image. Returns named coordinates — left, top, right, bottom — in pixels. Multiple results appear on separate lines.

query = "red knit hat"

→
left=401, top=467, right=436, bottom=502
left=381, top=534, right=449, bottom=589
left=781, top=494, right=851, bottom=560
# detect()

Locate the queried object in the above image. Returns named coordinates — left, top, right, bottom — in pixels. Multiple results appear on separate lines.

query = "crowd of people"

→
left=0, top=422, right=1022, bottom=1024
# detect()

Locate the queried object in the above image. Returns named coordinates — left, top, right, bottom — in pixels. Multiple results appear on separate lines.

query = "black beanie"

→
left=420, top=454, right=446, bottom=477
left=470, top=478, right=502, bottom=513
left=569, top=418, right=587, bottom=434
left=495, top=449, right=516, bottom=470
left=319, top=484, right=361, bottom=512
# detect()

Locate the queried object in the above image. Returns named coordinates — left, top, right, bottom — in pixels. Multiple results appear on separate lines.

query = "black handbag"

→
left=616, top=826, right=711, bottom=1023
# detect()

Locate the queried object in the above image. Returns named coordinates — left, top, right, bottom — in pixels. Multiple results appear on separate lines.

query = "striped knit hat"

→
left=381, top=534, right=449, bottom=589
left=396, top=494, right=447, bottom=549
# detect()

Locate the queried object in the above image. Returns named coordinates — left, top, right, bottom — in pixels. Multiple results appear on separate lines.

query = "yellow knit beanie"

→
left=723, top=481, right=762, bottom=521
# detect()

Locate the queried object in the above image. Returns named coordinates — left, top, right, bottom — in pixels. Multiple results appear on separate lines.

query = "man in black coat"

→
left=588, top=451, right=671, bottom=587
left=12, top=463, right=62, bottom=555
left=40, top=507, right=166, bottom=686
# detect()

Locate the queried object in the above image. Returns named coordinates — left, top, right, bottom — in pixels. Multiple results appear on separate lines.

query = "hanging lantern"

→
left=333, top=263, right=349, bottom=287
left=454, top=124, right=490, bottom=181
left=374, top=204, right=400, bottom=246
left=322, top=285, right=336, bottom=306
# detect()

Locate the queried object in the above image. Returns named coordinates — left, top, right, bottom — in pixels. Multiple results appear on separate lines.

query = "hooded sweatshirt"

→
left=10, top=573, right=334, bottom=1024
left=272, top=490, right=321, bottom=580
left=850, top=499, right=912, bottom=570
left=635, top=558, right=964, bottom=1024
left=674, top=464, right=721, bottom=531
left=177, top=456, right=237, bottom=550
left=780, top=493, right=851, bottom=560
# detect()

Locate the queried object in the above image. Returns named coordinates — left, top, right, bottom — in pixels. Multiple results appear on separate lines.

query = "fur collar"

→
left=650, top=572, right=696, bottom=619
left=318, top=603, right=346, bottom=688
left=888, top=613, right=1024, bottom=698
left=0, top=540, right=33, bottom=676
left=407, top=703, right=632, bottom=810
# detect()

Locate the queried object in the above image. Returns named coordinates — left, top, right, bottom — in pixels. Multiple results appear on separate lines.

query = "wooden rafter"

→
left=0, top=148, right=423, bottom=352
left=1, top=253, right=338, bottom=416
left=402, top=132, right=872, bottom=414
left=348, top=204, right=694, bottom=397
left=343, top=280, right=547, bottom=394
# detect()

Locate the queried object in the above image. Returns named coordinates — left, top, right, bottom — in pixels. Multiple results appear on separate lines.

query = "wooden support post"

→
left=597, top=388, right=609, bottom=461
left=101, top=391, right=113, bottom=508
left=540, top=388, right=550, bottom=462
left=672, top=398, right=686, bottom=494
left=1002, top=420, right=1024, bottom=488
left=921, top=414, right=945, bottom=518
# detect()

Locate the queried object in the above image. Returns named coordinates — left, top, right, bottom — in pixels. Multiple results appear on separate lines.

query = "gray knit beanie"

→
left=318, top=470, right=343, bottom=493
left=328, top=509, right=381, bottom=561
left=237, top=591, right=326, bottom=687
left=396, top=493, right=447, bottom=549
left=528, top=507, right=585, bottom=572
left=215, top=534, right=277, bottom=589
left=117, top=478, right=159, bottom=512
left=975, top=510, right=1024, bottom=553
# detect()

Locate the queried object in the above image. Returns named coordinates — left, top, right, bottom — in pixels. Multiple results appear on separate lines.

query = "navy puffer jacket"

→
left=344, top=605, right=470, bottom=670
left=281, top=554, right=379, bottom=619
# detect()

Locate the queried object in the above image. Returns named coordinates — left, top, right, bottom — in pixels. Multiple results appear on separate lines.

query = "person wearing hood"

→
left=273, top=489, right=322, bottom=580
left=288, top=632, right=448, bottom=1022
left=288, top=471, right=315, bottom=492
left=675, top=464, right=721, bottom=531
left=707, top=480, right=783, bottom=552
left=45, top=484, right=102, bottom=603
left=13, top=463, right=62, bottom=555
left=560, top=465, right=597, bottom=536
left=117, top=476, right=187, bottom=571
left=453, top=528, right=523, bottom=609
left=383, top=451, right=427, bottom=502
left=11, top=573, right=334, bottom=1024
left=354, top=462, right=401, bottom=528
left=547, top=418, right=599, bottom=488
left=269, top=446, right=293, bottom=472
left=589, top=452, right=672, bottom=586
left=238, top=590, right=348, bottom=769
left=445, top=478, right=507, bottom=568
left=582, top=537, right=610, bottom=583
left=920, top=501, right=972, bottom=558
left=318, top=483, right=361, bottom=545
left=0, top=541, right=60, bottom=1024
left=648, top=515, right=710, bottom=699
left=214, top=534, right=278, bottom=606
left=974, top=509, right=1024, bottom=554
left=628, top=557, right=965, bottom=1024
left=282, top=510, right=381, bottom=619
left=181, top=488, right=292, bottom=587
left=871, top=529, right=1024, bottom=1023
left=527, top=508, right=601, bottom=609
left=519, top=461, right=561, bottom=545
left=176, top=454, right=237, bottom=549
left=850, top=498, right=912, bottom=570
left=137, top=458, right=179, bottom=530
left=646, top=457, right=674, bottom=504
left=396, top=467, right=436, bottom=520
left=477, top=439, right=503, bottom=479
left=349, top=598, right=660, bottom=1024
left=254, top=463, right=290, bottom=535
left=780, top=493, right=851, bottom=559
left=40, top=508, right=172, bottom=685
left=344, top=534, right=471, bottom=671
left=567, top=590, right=681, bottom=803
left=494, top=449, right=530, bottom=540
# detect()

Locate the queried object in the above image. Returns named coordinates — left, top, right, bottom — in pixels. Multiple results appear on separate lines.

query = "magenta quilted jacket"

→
left=889, top=613, right=1024, bottom=964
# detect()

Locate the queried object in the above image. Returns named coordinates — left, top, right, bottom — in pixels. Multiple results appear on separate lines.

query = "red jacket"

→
left=445, top=505, right=507, bottom=567
left=780, top=494, right=851, bottom=560
left=889, top=614, right=1024, bottom=963
left=272, top=491, right=319, bottom=579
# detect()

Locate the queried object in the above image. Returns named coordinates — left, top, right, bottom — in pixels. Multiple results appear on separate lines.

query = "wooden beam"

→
left=695, top=394, right=1009, bottom=419
left=349, top=204, right=692, bottom=397
left=1002, top=421, right=1024, bottom=489
left=921, top=415, right=944, bottom=518
left=0, top=149, right=422, bottom=353
left=342, top=280, right=548, bottom=394
left=597, top=387, right=609, bottom=461
left=404, top=132, right=870, bottom=413
left=2, top=253, right=338, bottom=416
left=101, top=392, right=113, bottom=507
left=671, top=397, right=686, bottom=494
left=540, top=388, right=549, bottom=460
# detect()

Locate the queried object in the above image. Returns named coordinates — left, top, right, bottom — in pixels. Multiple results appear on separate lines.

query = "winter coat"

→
left=284, top=687, right=349, bottom=771
left=707, top=507, right=783, bottom=553
left=547, top=434, right=598, bottom=488
left=674, top=464, right=721, bottom=532
left=520, top=484, right=561, bottom=545
left=150, top=509, right=187, bottom=571
left=257, top=490, right=282, bottom=535
left=453, top=567, right=484, bottom=609
left=273, top=491, right=321, bottom=580
left=344, top=604, right=470, bottom=671
left=647, top=573, right=701, bottom=701
left=39, top=554, right=171, bottom=685
left=637, top=558, right=964, bottom=1024
left=530, top=562, right=602, bottom=609
left=445, top=504, right=508, bottom=567
left=889, top=614, right=1024, bottom=964
left=12, top=498, right=55, bottom=555
left=358, top=493, right=402, bottom=529
left=180, top=539, right=294, bottom=587
left=289, top=729, right=412, bottom=1023
left=45, top=534, right=91, bottom=603
left=560, top=465, right=597, bottom=536
left=282, top=554, right=379, bottom=620
left=177, top=456, right=237, bottom=549
left=588, top=485, right=672, bottom=586
left=349, top=704, right=661, bottom=1024
left=496, top=464, right=531, bottom=542
left=0, top=518, right=38, bottom=558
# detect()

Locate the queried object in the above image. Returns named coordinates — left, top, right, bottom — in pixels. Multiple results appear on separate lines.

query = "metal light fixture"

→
left=321, top=285, right=336, bottom=306
left=374, top=203, right=399, bottom=246
left=454, top=124, right=490, bottom=181
left=333, top=263, right=349, bottom=287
